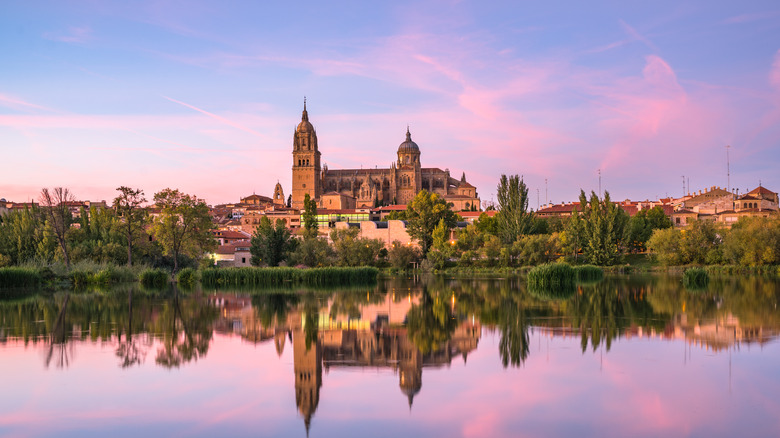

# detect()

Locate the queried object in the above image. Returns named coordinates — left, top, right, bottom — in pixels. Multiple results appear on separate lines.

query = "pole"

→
left=726, top=145, right=731, bottom=192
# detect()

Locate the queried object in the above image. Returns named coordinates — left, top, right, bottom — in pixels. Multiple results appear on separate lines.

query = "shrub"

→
left=683, top=267, right=709, bottom=289
left=0, top=267, right=42, bottom=288
left=574, top=265, right=604, bottom=282
left=139, top=268, right=170, bottom=288
left=527, top=263, right=575, bottom=289
left=176, top=267, right=199, bottom=287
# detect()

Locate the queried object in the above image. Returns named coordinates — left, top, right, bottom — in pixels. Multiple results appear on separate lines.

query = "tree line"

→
left=0, top=186, right=215, bottom=272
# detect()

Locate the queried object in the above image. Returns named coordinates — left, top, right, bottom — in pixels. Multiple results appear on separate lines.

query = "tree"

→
left=40, top=187, right=75, bottom=268
left=301, top=193, right=318, bottom=239
left=151, top=188, right=215, bottom=272
left=114, top=186, right=148, bottom=266
left=0, top=205, right=53, bottom=264
left=624, top=206, right=672, bottom=253
left=577, top=190, right=628, bottom=266
left=288, top=236, right=334, bottom=267
left=496, top=175, right=534, bottom=243
left=250, top=216, right=295, bottom=267
left=330, top=227, right=384, bottom=267
left=405, top=190, right=458, bottom=256
left=388, top=240, right=419, bottom=270
left=722, top=216, right=780, bottom=266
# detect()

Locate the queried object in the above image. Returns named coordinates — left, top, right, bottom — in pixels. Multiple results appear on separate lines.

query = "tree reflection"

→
left=115, top=289, right=146, bottom=368
left=44, top=293, right=72, bottom=369
left=498, top=303, right=530, bottom=367
left=406, top=288, right=457, bottom=355
left=153, top=288, right=218, bottom=368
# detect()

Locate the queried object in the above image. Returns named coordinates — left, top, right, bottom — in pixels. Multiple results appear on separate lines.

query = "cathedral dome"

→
left=397, top=127, right=419, bottom=154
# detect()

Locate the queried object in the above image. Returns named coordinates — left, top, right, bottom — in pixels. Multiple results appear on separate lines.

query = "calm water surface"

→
left=1, top=275, right=779, bottom=438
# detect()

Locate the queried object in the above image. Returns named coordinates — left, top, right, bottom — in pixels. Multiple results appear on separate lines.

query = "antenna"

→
left=536, top=188, right=540, bottom=210
left=726, top=145, right=731, bottom=192
left=682, top=175, right=685, bottom=198
left=598, top=169, right=602, bottom=198
left=545, top=178, right=548, bottom=207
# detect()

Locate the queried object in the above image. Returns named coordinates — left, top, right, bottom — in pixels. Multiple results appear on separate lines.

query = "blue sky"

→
left=2, top=0, right=779, bottom=206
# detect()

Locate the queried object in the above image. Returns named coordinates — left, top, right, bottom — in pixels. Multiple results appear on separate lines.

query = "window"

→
left=242, top=257, right=246, bottom=263
left=675, top=217, right=680, bottom=224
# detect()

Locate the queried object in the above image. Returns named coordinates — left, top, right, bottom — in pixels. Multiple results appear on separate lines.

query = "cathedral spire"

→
left=405, top=125, right=412, bottom=142
left=302, top=97, right=308, bottom=122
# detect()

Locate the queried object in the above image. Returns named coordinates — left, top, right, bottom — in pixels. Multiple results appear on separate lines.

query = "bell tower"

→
left=292, top=98, right=322, bottom=209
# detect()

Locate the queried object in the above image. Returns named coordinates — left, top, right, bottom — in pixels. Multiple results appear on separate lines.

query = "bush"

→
left=176, top=267, right=199, bottom=287
left=683, top=267, right=709, bottom=289
left=0, top=267, right=42, bottom=288
left=527, top=263, right=575, bottom=289
left=139, top=268, right=170, bottom=288
left=574, top=265, right=604, bottom=282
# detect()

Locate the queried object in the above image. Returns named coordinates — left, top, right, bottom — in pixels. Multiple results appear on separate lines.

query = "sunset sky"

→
left=2, top=0, right=779, bottom=207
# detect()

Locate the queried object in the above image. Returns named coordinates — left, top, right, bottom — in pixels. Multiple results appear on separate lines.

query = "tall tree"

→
left=301, top=193, right=318, bottom=239
left=250, top=216, right=295, bottom=267
left=114, top=186, right=148, bottom=266
left=151, top=188, right=215, bottom=272
left=40, top=187, right=75, bottom=268
left=577, top=190, right=628, bottom=265
left=496, top=175, right=534, bottom=243
left=405, top=190, right=458, bottom=256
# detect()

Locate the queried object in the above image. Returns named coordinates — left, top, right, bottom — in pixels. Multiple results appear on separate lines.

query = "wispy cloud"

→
left=0, top=93, right=54, bottom=113
left=723, top=10, right=780, bottom=24
left=618, top=19, right=660, bottom=52
left=162, top=96, right=269, bottom=140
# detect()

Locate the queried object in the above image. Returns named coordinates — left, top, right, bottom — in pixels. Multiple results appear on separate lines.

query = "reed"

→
left=176, top=267, right=199, bottom=287
left=0, top=267, right=42, bottom=289
left=201, top=266, right=379, bottom=287
left=139, top=268, right=170, bottom=288
left=683, top=267, right=709, bottom=289
left=527, top=263, right=575, bottom=289
left=574, top=265, right=604, bottom=282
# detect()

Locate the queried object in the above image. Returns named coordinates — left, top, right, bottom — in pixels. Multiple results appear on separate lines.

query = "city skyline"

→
left=2, top=1, right=779, bottom=206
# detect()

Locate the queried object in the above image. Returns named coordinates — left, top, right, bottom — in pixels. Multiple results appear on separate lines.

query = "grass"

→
left=574, top=265, right=604, bottom=282
left=139, top=268, right=170, bottom=288
left=683, top=267, right=710, bottom=289
left=201, top=266, right=379, bottom=287
left=176, top=267, right=199, bottom=288
left=527, top=263, right=575, bottom=289
left=0, top=267, right=42, bottom=289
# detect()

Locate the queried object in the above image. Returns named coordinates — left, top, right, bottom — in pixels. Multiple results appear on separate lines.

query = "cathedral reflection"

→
left=207, top=288, right=481, bottom=431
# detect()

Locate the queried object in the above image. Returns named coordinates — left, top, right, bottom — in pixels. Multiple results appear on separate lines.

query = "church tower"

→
left=395, top=127, right=422, bottom=204
left=273, top=182, right=285, bottom=206
left=292, top=99, right=321, bottom=209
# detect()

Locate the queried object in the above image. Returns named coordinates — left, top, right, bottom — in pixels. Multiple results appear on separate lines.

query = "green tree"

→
left=250, top=216, right=296, bottom=267
left=288, top=236, right=334, bottom=267
left=474, top=212, right=498, bottom=236
left=330, top=227, right=384, bottom=266
left=40, top=187, right=75, bottom=268
left=114, top=186, right=148, bottom=266
left=388, top=240, right=419, bottom=270
left=624, top=206, right=673, bottom=253
left=647, top=227, right=683, bottom=266
left=151, top=188, right=216, bottom=272
left=301, top=193, right=318, bottom=239
left=405, top=190, right=458, bottom=256
left=577, top=190, right=628, bottom=265
left=496, top=175, right=534, bottom=243
left=0, top=205, right=53, bottom=264
left=722, top=216, right=780, bottom=266
left=68, top=206, right=126, bottom=264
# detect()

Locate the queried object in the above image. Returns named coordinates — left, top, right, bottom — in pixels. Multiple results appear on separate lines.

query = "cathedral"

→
left=291, top=101, right=481, bottom=210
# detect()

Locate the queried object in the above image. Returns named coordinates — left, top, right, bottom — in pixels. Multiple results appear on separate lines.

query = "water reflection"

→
left=1, top=274, right=779, bottom=435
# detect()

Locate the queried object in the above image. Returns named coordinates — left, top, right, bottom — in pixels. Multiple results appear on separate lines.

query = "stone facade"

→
left=290, top=102, right=480, bottom=210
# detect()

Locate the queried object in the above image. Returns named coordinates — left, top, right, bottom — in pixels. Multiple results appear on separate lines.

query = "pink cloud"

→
left=770, top=49, right=780, bottom=91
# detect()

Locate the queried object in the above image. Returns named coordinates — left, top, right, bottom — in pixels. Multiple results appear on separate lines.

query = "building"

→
left=290, top=101, right=481, bottom=211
